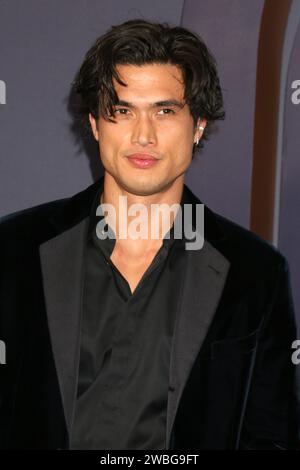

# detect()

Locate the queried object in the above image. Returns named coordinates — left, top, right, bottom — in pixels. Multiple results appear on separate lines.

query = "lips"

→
left=126, top=153, right=158, bottom=160
left=126, top=153, right=160, bottom=169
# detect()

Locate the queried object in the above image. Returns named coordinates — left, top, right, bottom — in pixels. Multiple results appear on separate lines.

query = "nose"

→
left=131, top=114, right=157, bottom=146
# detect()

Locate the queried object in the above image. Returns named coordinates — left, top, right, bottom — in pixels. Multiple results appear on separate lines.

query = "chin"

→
left=119, top=179, right=165, bottom=197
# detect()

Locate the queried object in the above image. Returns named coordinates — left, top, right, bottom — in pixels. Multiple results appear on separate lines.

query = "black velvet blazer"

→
left=0, top=176, right=299, bottom=449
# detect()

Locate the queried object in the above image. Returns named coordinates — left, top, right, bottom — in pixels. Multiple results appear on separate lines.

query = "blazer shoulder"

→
left=0, top=178, right=102, bottom=246
left=0, top=197, right=70, bottom=242
left=211, top=209, right=288, bottom=272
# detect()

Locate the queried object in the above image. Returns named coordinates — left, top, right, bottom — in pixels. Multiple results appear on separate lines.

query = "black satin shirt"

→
left=70, top=181, right=190, bottom=450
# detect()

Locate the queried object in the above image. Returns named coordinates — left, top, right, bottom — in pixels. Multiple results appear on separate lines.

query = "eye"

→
left=114, top=108, right=129, bottom=115
left=158, top=108, right=175, bottom=115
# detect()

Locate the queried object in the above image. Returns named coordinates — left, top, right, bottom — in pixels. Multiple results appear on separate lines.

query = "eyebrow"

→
left=114, top=99, right=185, bottom=109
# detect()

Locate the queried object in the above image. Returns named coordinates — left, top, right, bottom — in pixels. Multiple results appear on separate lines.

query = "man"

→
left=0, top=19, right=299, bottom=450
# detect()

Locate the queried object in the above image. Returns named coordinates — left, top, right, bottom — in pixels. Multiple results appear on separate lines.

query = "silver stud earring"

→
left=195, top=126, right=204, bottom=145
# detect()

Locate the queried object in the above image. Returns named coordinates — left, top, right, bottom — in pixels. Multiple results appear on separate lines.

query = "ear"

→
left=89, top=113, right=99, bottom=142
left=193, top=117, right=207, bottom=144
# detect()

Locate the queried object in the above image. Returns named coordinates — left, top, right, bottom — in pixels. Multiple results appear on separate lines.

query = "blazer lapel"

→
left=166, top=192, right=231, bottom=449
left=37, top=177, right=104, bottom=438
left=39, top=216, right=89, bottom=438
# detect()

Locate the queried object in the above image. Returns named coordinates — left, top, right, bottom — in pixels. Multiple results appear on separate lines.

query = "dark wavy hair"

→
left=72, top=19, right=225, bottom=154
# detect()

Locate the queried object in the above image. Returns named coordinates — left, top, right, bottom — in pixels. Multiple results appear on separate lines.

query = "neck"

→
left=99, top=172, right=184, bottom=256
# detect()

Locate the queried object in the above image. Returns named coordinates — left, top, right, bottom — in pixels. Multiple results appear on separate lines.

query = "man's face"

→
left=89, top=63, right=206, bottom=196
